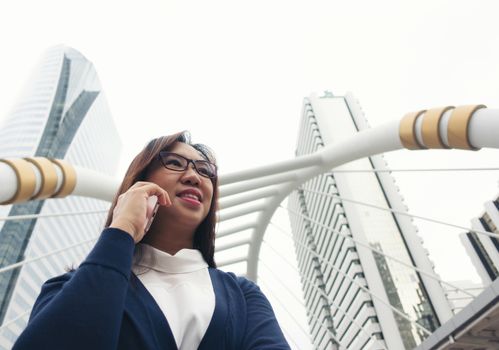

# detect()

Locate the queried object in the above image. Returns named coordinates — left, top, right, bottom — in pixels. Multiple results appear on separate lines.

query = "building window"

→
left=466, top=232, right=499, bottom=280
left=481, top=213, right=498, bottom=233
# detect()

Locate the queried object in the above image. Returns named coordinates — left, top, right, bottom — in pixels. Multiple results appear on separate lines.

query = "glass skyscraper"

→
left=288, top=92, right=453, bottom=349
left=0, top=46, right=121, bottom=349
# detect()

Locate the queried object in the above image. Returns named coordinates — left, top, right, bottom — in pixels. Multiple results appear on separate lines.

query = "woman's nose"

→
left=181, top=163, right=201, bottom=185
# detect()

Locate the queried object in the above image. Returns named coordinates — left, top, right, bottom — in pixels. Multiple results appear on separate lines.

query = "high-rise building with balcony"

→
left=460, top=193, right=499, bottom=285
left=0, top=46, right=121, bottom=349
left=288, top=92, right=453, bottom=349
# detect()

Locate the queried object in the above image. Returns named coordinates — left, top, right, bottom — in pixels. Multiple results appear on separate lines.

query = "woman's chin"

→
left=155, top=207, right=205, bottom=230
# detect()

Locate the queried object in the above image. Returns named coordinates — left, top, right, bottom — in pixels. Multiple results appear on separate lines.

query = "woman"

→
left=13, top=132, right=290, bottom=350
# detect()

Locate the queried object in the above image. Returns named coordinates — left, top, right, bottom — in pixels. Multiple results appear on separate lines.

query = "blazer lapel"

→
left=198, top=268, right=229, bottom=349
left=126, top=273, right=178, bottom=349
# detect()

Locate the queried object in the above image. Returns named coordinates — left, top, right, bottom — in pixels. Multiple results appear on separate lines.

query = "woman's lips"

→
left=176, top=189, right=202, bottom=202
left=177, top=194, right=201, bottom=207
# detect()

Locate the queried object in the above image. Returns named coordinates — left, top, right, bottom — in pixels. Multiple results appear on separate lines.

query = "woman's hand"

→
left=109, top=182, right=171, bottom=243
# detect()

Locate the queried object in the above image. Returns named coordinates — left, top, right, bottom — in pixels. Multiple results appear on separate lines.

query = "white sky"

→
left=1, top=1, right=498, bottom=347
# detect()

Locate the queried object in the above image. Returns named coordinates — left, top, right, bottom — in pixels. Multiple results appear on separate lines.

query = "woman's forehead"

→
left=169, top=142, right=205, bottom=160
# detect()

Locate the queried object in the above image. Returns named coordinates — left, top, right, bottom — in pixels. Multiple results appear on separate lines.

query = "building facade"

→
left=288, top=92, right=453, bottom=349
left=460, top=194, right=499, bottom=285
left=0, top=46, right=121, bottom=349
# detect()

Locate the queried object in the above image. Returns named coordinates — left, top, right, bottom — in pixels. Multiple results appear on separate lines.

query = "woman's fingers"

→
left=143, top=184, right=171, bottom=207
left=129, top=181, right=171, bottom=206
left=110, top=181, right=171, bottom=242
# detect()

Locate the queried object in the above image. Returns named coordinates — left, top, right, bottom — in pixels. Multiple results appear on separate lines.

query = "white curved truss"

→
left=1, top=103, right=498, bottom=284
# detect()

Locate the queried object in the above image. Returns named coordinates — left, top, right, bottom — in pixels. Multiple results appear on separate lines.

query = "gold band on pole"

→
left=399, top=110, right=426, bottom=150
left=447, top=105, right=486, bottom=150
left=50, top=159, right=77, bottom=198
left=0, top=159, right=37, bottom=204
left=421, top=106, right=454, bottom=149
left=25, top=157, right=59, bottom=199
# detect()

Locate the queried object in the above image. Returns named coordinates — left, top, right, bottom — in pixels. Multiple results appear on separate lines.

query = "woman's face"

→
left=146, top=142, right=214, bottom=229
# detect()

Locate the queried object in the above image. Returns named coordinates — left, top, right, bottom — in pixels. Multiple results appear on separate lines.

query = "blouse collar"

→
left=133, top=243, right=208, bottom=274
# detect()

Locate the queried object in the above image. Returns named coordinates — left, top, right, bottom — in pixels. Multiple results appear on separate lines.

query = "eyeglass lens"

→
left=160, top=153, right=216, bottom=178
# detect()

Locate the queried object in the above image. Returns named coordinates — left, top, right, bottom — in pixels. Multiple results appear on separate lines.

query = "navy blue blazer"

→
left=13, top=228, right=290, bottom=350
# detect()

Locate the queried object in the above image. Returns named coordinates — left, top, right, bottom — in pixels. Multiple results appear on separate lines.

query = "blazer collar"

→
left=127, top=273, right=177, bottom=349
left=198, top=268, right=228, bottom=349
left=126, top=268, right=228, bottom=349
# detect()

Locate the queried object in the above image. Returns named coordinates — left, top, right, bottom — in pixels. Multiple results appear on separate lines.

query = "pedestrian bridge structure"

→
left=1, top=102, right=499, bottom=349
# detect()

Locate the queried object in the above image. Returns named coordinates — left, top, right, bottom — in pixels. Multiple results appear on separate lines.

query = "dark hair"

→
left=104, top=131, right=218, bottom=268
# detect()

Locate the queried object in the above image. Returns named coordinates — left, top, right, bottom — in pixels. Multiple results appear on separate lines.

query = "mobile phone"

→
left=144, top=195, right=159, bottom=233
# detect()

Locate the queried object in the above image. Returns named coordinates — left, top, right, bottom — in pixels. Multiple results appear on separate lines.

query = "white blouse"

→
left=132, top=244, right=215, bottom=350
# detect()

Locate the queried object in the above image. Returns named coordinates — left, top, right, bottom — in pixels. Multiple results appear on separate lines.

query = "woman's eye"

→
left=197, top=164, right=215, bottom=177
left=198, top=167, right=209, bottom=176
left=166, top=159, right=182, bottom=167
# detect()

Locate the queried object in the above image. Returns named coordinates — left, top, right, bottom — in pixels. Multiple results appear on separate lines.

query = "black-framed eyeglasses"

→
left=158, top=151, right=217, bottom=179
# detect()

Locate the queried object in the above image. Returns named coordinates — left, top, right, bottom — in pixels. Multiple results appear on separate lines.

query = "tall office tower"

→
left=0, top=46, right=121, bottom=348
left=460, top=193, right=499, bottom=285
left=288, top=92, right=453, bottom=349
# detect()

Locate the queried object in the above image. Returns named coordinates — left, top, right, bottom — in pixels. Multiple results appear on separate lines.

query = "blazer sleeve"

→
left=238, top=277, right=291, bottom=350
left=13, top=228, right=135, bottom=350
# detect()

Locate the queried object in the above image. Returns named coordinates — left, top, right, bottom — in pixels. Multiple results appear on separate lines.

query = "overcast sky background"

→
left=0, top=1, right=498, bottom=347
